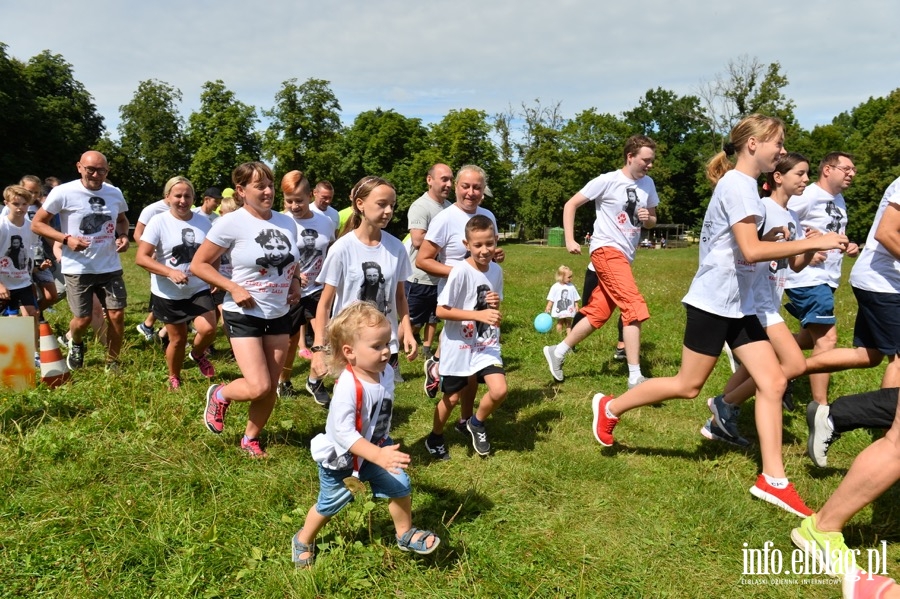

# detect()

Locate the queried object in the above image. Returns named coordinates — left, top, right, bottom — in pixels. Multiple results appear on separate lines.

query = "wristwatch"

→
left=310, top=345, right=328, bottom=353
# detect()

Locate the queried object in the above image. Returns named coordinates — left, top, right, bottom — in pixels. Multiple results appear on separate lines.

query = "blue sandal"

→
left=396, top=527, right=441, bottom=555
left=292, top=529, right=314, bottom=567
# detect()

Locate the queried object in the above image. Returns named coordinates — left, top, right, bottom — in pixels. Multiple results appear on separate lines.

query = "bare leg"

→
left=807, top=323, right=837, bottom=406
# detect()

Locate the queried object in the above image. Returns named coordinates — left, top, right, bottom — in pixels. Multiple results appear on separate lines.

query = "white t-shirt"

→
left=437, top=260, right=504, bottom=376
left=315, top=368, right=394, bottom=471
left=753, top=197, right=804, bottom=323
left=406, top=192, right=451, bottom=285
left=291, top=211, right=335, bottom=298
left=547, top=282, right=580, bottom=318
left=424, top=204, right=498, bottom=290
left=141, top=212, right=212, bottom=300
left=317, top=231, right=411, bottom=354
left=850, top=177, right=900, bottom=293
left=682, top=170, right=763, bottom=318
left=582, top=170, right=660, bottom=263
left=138, top=200, right=168, bottom=226
left=784, top=183, right=848, bottom=289
left=42, top=180, right=128, bottom=275
left=310, top=203, right=340, bottom=231
left=205, top=208, right=299, bottom=319
left=191, top=206, right=219, bottom=223
left=0, top=218, right=36, bottom=291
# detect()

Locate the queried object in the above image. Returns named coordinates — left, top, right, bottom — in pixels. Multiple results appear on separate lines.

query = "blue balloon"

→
left=534, top=312, right=553, bottom=333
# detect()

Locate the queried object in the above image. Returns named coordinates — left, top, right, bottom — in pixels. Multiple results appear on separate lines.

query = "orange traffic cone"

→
left=39, top=321, right=70, bottom=388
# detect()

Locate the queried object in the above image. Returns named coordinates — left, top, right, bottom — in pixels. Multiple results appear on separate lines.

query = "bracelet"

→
left=62, top=234, right=71, bottom=245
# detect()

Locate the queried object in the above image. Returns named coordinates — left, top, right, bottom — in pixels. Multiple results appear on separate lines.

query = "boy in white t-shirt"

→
left=424, top=215, right=505, bottom=460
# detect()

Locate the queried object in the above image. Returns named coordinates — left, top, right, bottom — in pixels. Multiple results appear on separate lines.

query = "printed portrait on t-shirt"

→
left=371, top=395, right=393, bottom=443
left=80, top=197, right=113, bottom=235
left=5, top=235, right=28, bottom=270
left=624, top=187, right=640, bottom=227
left=359, top=261, right=389, bottom=314
left=556, top=289, right=572, bottom=313
left=298, top=228, right=323, bottom=272
left=254, top=228, right=295, bottom=276
left=170, top=228, right=198, bottom=266
left=474, top=283, right=492, bottom=341
left=824, top=201, right=842, bottom=233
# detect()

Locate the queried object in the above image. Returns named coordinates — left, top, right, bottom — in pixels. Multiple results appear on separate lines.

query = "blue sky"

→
left=3, top=0, right=898, bottom=136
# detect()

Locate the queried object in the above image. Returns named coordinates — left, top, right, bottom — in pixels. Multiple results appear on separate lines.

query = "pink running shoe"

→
left=190, top=350, right=215, bottom=378
left=843, top=570, right=896, bottom=599
left=204, top=384, right=229, bottom=434
left=241, top=437, right=269, bottom=459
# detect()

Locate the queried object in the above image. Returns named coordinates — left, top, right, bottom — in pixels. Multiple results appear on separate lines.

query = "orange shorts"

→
left=579, top=246, right=650, bottom=328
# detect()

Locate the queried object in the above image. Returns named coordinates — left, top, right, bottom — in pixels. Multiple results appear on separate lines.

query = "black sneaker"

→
left=306, top=378, right=331, bottom=407
left=454, top=419, right=468, bottom=435
left=424, top=358, right=440, bottom=399
left=613, top=346, right=626, bottom=361
left=782, top=379, right=795, bottom=411
left=277, top=380, right=297, bottom=398
left=466, top=418, right=490, bottom=456
left=424, top=435, right=450, bottom=461
left=66, top=339, right=85, bottom=370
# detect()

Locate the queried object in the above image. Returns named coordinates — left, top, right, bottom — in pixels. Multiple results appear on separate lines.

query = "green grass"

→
left=0, top=244, right=894, bottom=598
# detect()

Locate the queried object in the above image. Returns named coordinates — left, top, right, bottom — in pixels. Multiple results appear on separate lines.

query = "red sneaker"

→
left=591, top=393, right=618, bottom=446
left=749, top=475, right=813, bottom=517
left=844, top=570, right=896, bottom=599
left=241, top=437, right=269, bottom=459
left=204, top=384, right=229, bottom=434
left=190, top=350, right=216, bottom=378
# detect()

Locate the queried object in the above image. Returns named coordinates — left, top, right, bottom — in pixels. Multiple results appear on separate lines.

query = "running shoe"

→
left=168, top=376, right=181, bottom=390
left=424, top=358, right=440, bottom=399
left=240, top=436, right=269, bottom=459
left=842, top=570, right=896, bottom=598
left=750, top=475, right=813, bottom=517
left=66, top=339, right=85, bottom=370
left=466, top=418, right=491, bottom=456
left=306, top=378, right=331, bottom=407
left=543, top=346, right=564, bottom=382
left=700, top=417, right=750, bottom=447
left=136, top=322, right=155, bottom=341
left=277, top=380, right=298, bottom=398
left=204, top=384, right=229, bottom=434
left=189, top=349, right=215, bottom=378
left=791, top=515, right=856, bottom=577
left=613, top=346, right=626, bottom=361
left=783, top=379, right=795, bottom=411
left=591, top=393, right=618, bottom=446
left=807, top=401, right=839, bottom=468
left=708, top=394, right=741, bottom=440
left=425, top=435, right=450, bottom=461
left=628, top=375, right=649, bottom=389
left=454, top=419, right=468, bottom=435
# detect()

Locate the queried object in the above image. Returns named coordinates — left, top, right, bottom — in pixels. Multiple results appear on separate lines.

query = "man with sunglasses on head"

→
left=31, top=150, right=131, bottom=372
left=783, top=152, right=860, bottom=408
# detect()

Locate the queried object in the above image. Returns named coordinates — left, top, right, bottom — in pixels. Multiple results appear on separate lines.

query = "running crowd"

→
left=3, top=118, right=900, bottom=595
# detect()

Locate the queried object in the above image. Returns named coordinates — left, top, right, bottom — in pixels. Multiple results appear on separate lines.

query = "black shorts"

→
left=682, top=304, right=767, bottom=357
left=222, top=310, right=292, bottom=338
left=0, top=285, right=37, bottom=312
left=152, top=290, right=216, bottom=325
left=288, top=289, right=322, bottom=336
left=852, top=287, right=900, bottom=356
left=211, top=289, right=226, bottom=306
left=405, top=281, right=439, bottom=327
left=442, top=363, right=506, bottom=394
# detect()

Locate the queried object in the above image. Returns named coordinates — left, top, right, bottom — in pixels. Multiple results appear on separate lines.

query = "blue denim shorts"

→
left=784, top=284, right=836, bottom=327
left=315, top=438, right=411, bottom=517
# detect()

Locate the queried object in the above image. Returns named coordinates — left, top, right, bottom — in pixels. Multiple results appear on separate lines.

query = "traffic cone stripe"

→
left=38, top=322, right=70, bottom=388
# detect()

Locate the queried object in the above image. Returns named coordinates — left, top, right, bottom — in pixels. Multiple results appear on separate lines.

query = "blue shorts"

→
left=784, top=285, right=836, bottom=327
left=852, top=287, right=900, bottom=357
left=405, top=281, right=439, bottom=327
left=315, top=438, right=411, bottom=517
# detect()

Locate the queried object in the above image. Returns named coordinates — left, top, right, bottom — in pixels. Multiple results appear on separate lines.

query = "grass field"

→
left=0, top=243, right=895, bottom=598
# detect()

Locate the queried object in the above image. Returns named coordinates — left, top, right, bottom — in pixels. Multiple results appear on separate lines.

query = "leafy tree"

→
left=262, top=78, right=343, bottom=185
left=0, top=43, right=34, bottom=183
left=186, top=80, right=261, bottom=193
left=106, top=80, right=189, bottom=210
left=338, top=109, right=428, bottom=223
left=623, top=88, right=713, bottom=225
left=698, top=55, right=797, bottom=147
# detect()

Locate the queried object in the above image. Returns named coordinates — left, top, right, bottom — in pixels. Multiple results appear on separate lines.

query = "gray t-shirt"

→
left=406, top=192, right=451, bottom=285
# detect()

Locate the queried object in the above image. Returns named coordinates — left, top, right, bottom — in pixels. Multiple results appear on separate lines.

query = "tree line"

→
left=2, top=43, right=898, bottom=241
